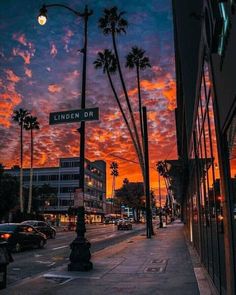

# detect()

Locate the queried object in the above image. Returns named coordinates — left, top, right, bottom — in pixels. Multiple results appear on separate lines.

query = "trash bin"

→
left=0, top=241, right=13, bottom=289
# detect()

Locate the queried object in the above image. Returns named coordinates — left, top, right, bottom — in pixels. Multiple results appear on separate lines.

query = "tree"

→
left=126, top=46, right=151, bottom=143
left=12, top=108, right=30, bottom=213
left=110, top=162, right=119, bottom=198
left=98, top=7, right=144, bottom=179
left=94, top=50, right=142, bottom=171
left=115, top=179, right=144, bottom=222
left=37, top=184, right=58, bottom=213
left=24, top=115, right=40, bottom=214
left=0, top=164, right=19, bottom=221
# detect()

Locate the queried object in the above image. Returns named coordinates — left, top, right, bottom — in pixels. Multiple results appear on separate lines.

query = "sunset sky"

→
left=0, top=0, right=177, bottom=197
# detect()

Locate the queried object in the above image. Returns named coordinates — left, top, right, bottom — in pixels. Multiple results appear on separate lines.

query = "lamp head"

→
left=38, top=5, right=47, bottom=25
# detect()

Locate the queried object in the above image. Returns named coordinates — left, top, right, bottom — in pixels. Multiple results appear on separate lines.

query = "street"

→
left=7, top=223, right=145, bottom=286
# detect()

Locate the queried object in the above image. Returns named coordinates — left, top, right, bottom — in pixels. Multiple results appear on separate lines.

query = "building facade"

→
left=7, top=157, right=106, bottom=224
left=172, top=1, right=236, bottom=294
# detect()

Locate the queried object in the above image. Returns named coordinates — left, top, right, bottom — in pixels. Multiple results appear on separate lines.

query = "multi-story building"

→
left=7, top=157, right=106, bottom=224
left=172, top=1, right=236, bottom=294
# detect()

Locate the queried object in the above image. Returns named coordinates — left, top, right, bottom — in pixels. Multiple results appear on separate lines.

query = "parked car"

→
left=0, top=223, right=47, bottom=252
left=21, top=220, right=56, bottom=239
left=117, top=219, right=132, bottom=230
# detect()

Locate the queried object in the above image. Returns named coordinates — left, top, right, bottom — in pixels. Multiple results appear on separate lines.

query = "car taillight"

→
left=0, top=233, right=12, bottom=239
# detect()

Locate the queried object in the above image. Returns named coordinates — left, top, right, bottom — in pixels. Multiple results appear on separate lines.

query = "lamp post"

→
left=38, top=3, right=93, bottom=271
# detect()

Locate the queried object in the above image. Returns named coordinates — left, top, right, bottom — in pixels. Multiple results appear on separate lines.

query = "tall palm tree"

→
left=110, top=162, right=119, bottom=199
left=98, top=7, right=145, bottom=180
left=94, top=49, right=143, bottom=176
left=126, top=46, right=151, bottom=143
left=24, top=115, right=40, bottom=214
left=12, top=108, right=30, bottom=213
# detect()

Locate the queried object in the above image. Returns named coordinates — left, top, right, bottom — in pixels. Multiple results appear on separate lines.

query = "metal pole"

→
left=142, top=106, right=151, bottom=238
left=68, top=5, right=93, bottom=271
left=159, top=171, right=163, bottom=228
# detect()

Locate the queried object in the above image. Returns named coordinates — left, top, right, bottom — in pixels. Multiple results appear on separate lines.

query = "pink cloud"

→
left=12, top=33, right=27, bottom=46
left=5, top=69, right=20, bottom=83
left=12, top=48, right=31, bottom=64
left=50, top=43, right=58, bottom=58
left=48, top=84, right=62, bottom=93
left=24, top=67, right=32, bottom=78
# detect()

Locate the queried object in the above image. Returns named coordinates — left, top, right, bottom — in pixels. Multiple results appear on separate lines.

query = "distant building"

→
left=7, top=157, right=106, bottom=224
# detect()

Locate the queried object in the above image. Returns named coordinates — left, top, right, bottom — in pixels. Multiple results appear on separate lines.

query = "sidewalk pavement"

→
left=3, top=220, right=215, bottom=295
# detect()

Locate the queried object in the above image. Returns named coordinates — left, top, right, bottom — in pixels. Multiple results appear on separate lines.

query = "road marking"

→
left=12, top=268, right=21, bottom=271
left=34, top=254, right=42, bottom=257
left=52, top=245, right=68, bottom=251
left=36, top=260, right=53, bottom=264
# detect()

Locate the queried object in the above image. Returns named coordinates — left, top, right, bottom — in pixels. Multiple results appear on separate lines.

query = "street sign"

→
left=49, top=107, right=99, bottom=125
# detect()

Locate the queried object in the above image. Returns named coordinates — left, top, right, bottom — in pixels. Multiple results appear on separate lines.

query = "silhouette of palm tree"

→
left=94, top=49, right=142, bottom=171
left=12, top=108, right=30, bottom=213
left=24, top=115, right=40, bottom=214
left=110, top=162, right=119, bottom=199
left=126, top=46, right=151, bottom=143
left=98, top=6, right=144, bottom=179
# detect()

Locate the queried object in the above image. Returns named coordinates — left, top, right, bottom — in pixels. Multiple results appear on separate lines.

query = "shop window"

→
left=226, top=113, right=236, bottom=276
left=190, top=59, right=226, bottom=292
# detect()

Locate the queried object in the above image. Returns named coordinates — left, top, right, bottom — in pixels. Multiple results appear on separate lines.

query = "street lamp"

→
left=38, top=3, right=93, bottom=271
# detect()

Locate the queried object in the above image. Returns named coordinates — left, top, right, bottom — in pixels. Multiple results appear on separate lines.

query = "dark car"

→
left=21, top=220, right=56, bottom=239
left=117, top=219, right=132, bottom=230
left=0, top=223, right=47, bottom=252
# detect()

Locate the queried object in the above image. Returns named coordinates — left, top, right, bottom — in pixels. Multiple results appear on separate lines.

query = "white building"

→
left=7, top=157, right=106, bottom=224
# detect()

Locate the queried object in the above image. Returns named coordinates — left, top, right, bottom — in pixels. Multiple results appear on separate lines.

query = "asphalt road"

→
left=7, top=223, right=145, bottom=286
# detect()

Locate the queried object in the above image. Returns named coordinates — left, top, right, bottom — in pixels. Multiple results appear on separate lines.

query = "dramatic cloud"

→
left=0, top=0, right=176, bottom=196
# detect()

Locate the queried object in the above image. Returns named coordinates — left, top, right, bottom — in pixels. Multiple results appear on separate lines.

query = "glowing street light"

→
left=38, top=5, right=47, bottom=25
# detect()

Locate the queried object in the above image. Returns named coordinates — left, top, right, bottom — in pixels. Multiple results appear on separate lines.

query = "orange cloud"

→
left=38, top=153, right=47, bottom=165
left=128, top=88, right=138, bottom=97
left=5, top=69, right=20, bottom=83
left=0, top=92, right=22, bottom=127
left=25, top=67, right=32, bottom=78
left=48, top=84, right=62, bottom=93
left=141, top=79, right=165, bottom=90
left=162, top=81, right=176, bottom=110
left=12, top=48, right=31, bottom=64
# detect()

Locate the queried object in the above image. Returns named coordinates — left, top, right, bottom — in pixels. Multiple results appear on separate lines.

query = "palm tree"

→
left=98, top=7, right=144, bottom=180
left=94, top=50, right=143, bottom=174
left=126, top=46, right=151, bottom=143
left=12, top=108, right=30, bottom=213
left=24, top=115, right=40, bottom=214
left=110, top=162, right=119, bottom=199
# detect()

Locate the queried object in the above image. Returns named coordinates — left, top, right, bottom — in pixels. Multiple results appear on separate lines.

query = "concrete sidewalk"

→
left=3, top=220, right=212, bottom=295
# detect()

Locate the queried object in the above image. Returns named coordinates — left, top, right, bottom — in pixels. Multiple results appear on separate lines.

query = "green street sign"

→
left=49, top=107, right=99, bottom=125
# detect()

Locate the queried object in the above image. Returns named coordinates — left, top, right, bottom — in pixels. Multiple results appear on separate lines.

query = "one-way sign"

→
left=49, top=107, right=99, bottom=125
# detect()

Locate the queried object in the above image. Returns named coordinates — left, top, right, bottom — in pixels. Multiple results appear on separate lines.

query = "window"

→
left=226, top=113, right=236, bottom=277
left=190, top=60, right=226, bottom=292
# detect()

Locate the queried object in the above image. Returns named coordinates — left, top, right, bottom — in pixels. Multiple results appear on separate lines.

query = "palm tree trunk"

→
left=137, top=66, right=144, bottom=145
left=111, top=175, right=115, bottom=199
left=27, top=129, right=33, bottom=214
left=111, top=33, right=145, bottom=180
left=20, top=124, right=23, bottom=213
left=107, top=71, right=145, bottom=180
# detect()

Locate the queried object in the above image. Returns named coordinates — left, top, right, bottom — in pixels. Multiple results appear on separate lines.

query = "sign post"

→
left=49, top=107, right=99, bottom=125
